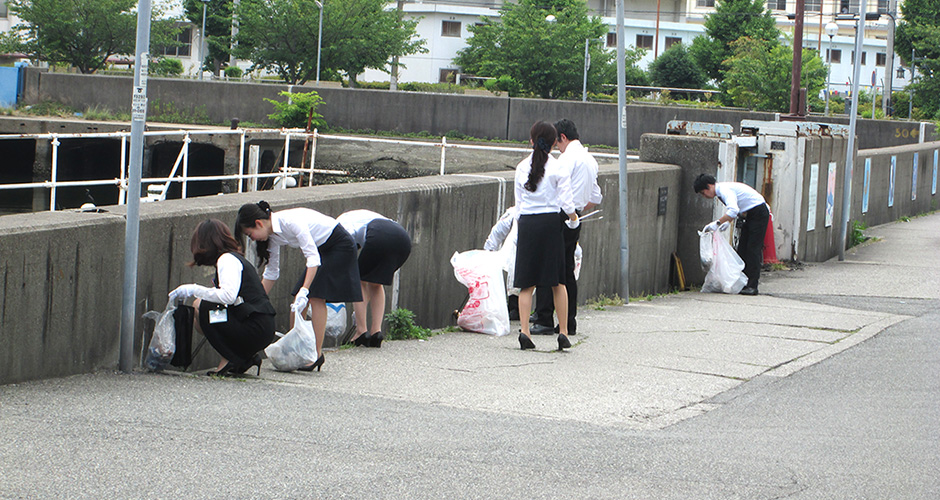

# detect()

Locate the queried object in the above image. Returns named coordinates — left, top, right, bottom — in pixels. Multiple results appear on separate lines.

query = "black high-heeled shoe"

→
left=206, top=363, right=235, bottom=377
left=557, top=333, right=571, bottom=350
left=298, top=353, right=325, bottom=372
left=233, top=354, right=262, bottom=376
left=369, top=332, right=384, bottom=348
left=518, top=332, right=535, bottom=350
left=353, top=333, right=372, bottom=347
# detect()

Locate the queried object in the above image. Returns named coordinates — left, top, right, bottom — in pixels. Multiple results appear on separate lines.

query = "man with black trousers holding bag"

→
left=530, top=119, right=602, bottom=336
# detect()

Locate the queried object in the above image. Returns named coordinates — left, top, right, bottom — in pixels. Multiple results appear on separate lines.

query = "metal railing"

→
left=0, top=128, right=629, bottom=213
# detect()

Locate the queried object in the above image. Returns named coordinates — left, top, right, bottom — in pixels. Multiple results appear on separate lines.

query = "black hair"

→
left=190, top=219, right=243, bottom=267
left=553, top=118, right=579, bottom=141
left=693, top=173, right=716, bottom=194
left=235, top=200, right=272, bottom=266
left=525, top=121, right=557, bottom=192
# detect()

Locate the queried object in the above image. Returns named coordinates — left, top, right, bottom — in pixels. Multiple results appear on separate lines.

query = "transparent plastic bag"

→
left=699, top=229, right=748, bottom=294
left=142, top=302, right=177, bottom=371
left=264, top=309, right=319, bottom=371
left=451, top=250, right=510, bottom=336
left=324, top=302, right=348, bottom=346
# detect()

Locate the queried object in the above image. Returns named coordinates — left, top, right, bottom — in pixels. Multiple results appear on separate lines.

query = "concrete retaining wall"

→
left=25, top=69, right=937, bottom=150
left=0, top=163, right=680, bottom=385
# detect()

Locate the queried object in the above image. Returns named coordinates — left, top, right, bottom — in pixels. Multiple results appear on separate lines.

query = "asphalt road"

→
left=1, top=214, right=937, bottom=499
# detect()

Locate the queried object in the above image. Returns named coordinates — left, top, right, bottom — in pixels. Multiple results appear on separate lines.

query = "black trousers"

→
left=736, top=203, right=769, bottom=290
left=533, top=213, right=581, bottom=333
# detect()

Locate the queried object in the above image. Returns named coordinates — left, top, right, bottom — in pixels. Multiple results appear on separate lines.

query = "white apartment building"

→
left=361, top=0, right=911, bottom=98
left=0, top=0, right=913, bottom=97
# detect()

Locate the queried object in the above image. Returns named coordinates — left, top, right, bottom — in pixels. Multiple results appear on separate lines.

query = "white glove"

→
left=565, top=217, right=580, bottom=229
left=291, top=287, right=309, bottom=312
left=168, top=284, right=200, bottom=304
left=718, top=221, right=730, bottom=232
left=703, top=221, right=719, bottom=233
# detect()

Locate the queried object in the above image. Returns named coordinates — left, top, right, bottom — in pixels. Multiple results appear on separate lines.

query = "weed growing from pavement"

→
left=850, top=220, right=870, bottom=247
left=587, top=294, right=625, bottom=310
left=385, top=308, right=434, bottom=340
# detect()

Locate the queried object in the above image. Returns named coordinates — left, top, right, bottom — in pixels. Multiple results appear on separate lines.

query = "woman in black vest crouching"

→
left=169, top=219, right=276, bottom=376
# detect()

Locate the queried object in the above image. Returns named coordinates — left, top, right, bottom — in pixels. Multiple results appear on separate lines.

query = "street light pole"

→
left=315, top=0, right=323, bottom=87
left=582, top=38, right=590, bottom=102
left=883, top=0, right=897, bottom=116
left=825, top=22, right=839, bottom=116
left=200, top=0, right=209, bottom=80
left=908, top=48, right=916, bottom=119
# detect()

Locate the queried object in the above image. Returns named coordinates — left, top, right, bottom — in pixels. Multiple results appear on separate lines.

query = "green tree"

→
left=182, top=0, right=236, bottom=76
left=454, top=0, right=612, bottom=99
left=723, top=37, right=826, bottom=112
left=648, top=43, right=707, bottom=90
left=895, top=0, right=940, bottom=118
left=6, top=0, right=179, bottom=74
left=689, top=0, right=780, bottom=83
left=233, top=0, right=425, bottom=86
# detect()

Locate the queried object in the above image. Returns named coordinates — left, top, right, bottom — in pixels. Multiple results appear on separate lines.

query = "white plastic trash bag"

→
left=142, top=302, right=177, bottom=371
left=496, top=223, right=520, bottom=296
left=325, top=302, right=348, bottom=345
left=265, top=308, right=319, bottom=371
left=699, top=229, right=748, bottom=294
left=451, top=250, right=510, bottom=336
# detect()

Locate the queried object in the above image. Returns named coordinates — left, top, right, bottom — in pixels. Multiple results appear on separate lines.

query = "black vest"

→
left=219, top=252, right=276, bottom=320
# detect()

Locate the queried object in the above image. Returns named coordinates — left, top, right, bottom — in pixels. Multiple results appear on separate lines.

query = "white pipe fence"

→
left=0, top=128, right=629, bottom=213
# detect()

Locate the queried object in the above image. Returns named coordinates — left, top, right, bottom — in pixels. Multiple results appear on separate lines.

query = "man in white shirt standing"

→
left=531, top=119, right=602, bottom=335
left=694, top=173, right=770, bottom=295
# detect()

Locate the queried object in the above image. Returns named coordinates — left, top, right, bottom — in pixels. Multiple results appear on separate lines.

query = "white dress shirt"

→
left=484, top=206, right=517, bottom=251
left=337, top=209, right=390, bottom=248
left=191, top=252, right=242, bottom=305
left=558, top=140, right=602, bottom=211
left=262, top=208, right=339, bottom=281
left=514, top=154, right=576, bottom=216
left=715, top=182, right=766, bottom=219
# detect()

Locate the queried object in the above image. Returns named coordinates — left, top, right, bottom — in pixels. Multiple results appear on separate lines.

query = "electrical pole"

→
left=616, top=0, right=630, bottom=301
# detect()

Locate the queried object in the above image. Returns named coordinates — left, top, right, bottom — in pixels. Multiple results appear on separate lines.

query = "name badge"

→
left=209, top=308, right=228, bottom=324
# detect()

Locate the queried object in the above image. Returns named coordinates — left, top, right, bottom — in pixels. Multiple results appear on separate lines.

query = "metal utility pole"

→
left=616, top=0, right=630, bottom=301
left=390, top=0, right=404, bottom=91
left=582, top=38, right=590, bottom=102
left=839, top=0, right=866, bottom=261
left=199, top=0, right=209, bottom=80
left=316, top=0, right=324, bottom=87
left=825, top=22, right=838, bottom=116
left=883, top=0, right=897, bottom=116
left=120, top=0, right=152, bottom=372
left=788, top=0, right=805, bottom=116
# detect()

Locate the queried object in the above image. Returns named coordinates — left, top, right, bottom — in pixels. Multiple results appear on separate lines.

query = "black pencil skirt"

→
left=513, top=212, right=566, bottom=289
left=358, top=219, right=412, bottom=285
left=291, top=225, right=364, bottom=303
left=198, top=305, right=276, bottom=367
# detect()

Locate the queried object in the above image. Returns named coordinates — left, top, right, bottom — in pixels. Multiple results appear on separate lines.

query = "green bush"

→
left=224, top=66, right=243, bottom=78
left=264, top=90, right=326, bottom=129
left=482, top=75, right=522, bottom=96
left=151, top=58, right=183, bottom=77
left=356, top=81, right=390, bottom=90
left=399, top=82, right=465, bottom=94
left=384, top=308, right=433, bottom=340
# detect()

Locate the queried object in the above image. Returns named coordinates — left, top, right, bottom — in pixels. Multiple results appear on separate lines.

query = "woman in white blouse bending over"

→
left=236, top=201, right=363, bottom=372
left=337, top=209, right=412, bottom=348
left=514, top=121, right=579, bottom=351
left=168, top=219, right=276, bottom=376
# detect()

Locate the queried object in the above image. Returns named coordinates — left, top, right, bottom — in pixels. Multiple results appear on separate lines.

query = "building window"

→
left=851, top=51, right=867, bottom=65
left=665, top=36, right=682, bottom=49
left=159, top=27, right=192, bottom=58
left=636, top=34, right=653, bottom=50
left=442, top=20, right=461, bottom=37
left=805, top=0, right=821, bottom=12
left=606, top=33, right=617, bottom=48
left=440, top=68, right=458, bottom=83
left=769, top=0, right=786, bottom=10
left=877, top=0, right=888, bottom=12
left=827, top=49, right=842, bottom=64
left=0, top=0, right=7, bottom=18
left=840, top=0, right=859, bottom=14
left=696, top=0, right=715, bottom=7
left=876, top=53, right=886, bottom=66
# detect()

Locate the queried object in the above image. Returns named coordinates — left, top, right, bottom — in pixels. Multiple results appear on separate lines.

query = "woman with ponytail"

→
left=235, top=201, right=362, bottom=372
left=513, top=121, right=579, bottom=351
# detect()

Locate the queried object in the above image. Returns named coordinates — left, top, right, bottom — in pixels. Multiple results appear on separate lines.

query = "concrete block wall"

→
left=25, top=69, right=936, bottom=151
left=0, top=163, right=680, bottom=385
left=852, top=143, right=940, bottom=228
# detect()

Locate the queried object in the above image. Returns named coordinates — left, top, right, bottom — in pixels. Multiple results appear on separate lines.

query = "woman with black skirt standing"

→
left=337, top=209, right=412, bottom=348
left=168, top=219, right=276, bottom=376
left=514, top=121, right=579, bottom=351
left=235, top=201, right=363, bottom=372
